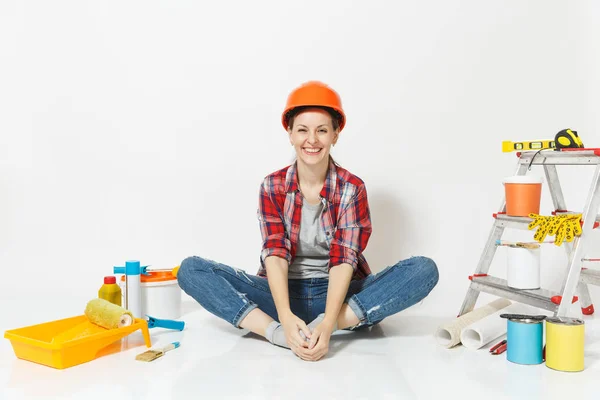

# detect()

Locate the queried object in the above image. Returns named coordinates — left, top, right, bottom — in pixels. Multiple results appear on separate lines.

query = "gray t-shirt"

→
left=288, top=198, right=330, bottom=279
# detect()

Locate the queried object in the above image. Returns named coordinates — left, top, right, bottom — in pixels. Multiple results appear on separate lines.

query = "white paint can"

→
left=120, top=270, right=182, bottom=319
left=507, top=246, right=541, bottom=289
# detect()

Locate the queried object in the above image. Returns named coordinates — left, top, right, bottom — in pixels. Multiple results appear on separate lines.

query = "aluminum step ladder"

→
left=459, top=149, right=600, bottom=318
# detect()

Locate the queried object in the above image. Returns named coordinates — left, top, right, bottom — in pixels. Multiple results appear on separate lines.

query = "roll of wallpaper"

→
left=435, top=298, right=512, bottom=348
left=460, top=302, right=539, bottom=350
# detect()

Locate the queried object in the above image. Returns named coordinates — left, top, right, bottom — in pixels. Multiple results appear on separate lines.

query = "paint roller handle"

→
left=146, top=315, right=185, bottom=331
left=113, top=261, right=150, bottom=276
left=113, top=265, right=150, bottom=275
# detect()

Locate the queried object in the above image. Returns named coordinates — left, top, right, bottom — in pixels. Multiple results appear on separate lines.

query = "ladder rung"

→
left=469, top=275, right=559, bottom=312
left=493, top=213, right=600, bottom=230
left=518, top=150, right=600, bottom=165
left=492, top=214, right=533, bottom=230
left=581, top=269, right=600, bottom=285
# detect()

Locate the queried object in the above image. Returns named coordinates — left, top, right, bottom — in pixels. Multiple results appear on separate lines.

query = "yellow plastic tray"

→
left=4, top=315, right=152, bottom=369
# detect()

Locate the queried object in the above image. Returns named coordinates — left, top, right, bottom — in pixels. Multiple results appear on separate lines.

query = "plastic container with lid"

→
left=98, top=276, right=122, bottom=306
left=545, top=317, right=585, bottom=372
left=120, top=270, right=181, bottom=320
left=503, top=175, right=543, bottom=217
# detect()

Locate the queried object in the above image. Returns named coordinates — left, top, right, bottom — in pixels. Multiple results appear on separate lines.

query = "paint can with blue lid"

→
left=501, top=313, right=545, bottom=365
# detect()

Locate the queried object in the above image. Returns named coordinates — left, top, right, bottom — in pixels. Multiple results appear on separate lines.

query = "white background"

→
left=1, top=0, right=600, bottom=320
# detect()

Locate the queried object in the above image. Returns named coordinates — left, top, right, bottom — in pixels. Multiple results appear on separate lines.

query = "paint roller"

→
left=85, top=298, right=134, bottom=329
left=48, top=299, right=136, bottom=345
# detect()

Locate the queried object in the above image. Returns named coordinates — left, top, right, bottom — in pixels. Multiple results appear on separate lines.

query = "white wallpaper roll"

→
left=435, top=298, right=512, bottom=348
left=459, top=302, right=539, bottom=350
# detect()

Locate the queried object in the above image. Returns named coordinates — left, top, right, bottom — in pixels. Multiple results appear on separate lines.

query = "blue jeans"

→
left=177, top=256, right=439, bottom=330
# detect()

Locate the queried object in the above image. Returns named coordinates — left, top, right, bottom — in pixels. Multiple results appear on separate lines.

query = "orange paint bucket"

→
left=503, top=175, right=542, bottom=217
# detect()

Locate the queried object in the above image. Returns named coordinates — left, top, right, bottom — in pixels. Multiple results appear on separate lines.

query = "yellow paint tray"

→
left=4, top=315, right=152, bottom=369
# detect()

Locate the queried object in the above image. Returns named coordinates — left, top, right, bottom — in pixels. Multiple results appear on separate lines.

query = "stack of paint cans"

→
left=501, top=313, right=585, bottom=372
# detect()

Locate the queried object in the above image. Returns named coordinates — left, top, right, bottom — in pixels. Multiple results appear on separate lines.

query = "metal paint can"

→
left=545, top=317, right=585, bottom=372
left=506, top=247, right=540, bottom=289
left=506, top=317, right=544, bottom=365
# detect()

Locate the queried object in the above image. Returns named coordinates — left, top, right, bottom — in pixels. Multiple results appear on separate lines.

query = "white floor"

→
left=2, top=290, right=600, bottom=400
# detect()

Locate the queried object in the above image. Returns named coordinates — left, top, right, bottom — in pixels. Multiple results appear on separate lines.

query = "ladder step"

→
left=492, top=214, right=535, bottom=230
left=518, top=150, right=600, bottom=165
left=581, top=269, right=600, bottom=285
left=469, top=275, right=559, bottom=312
left=493, top=213, right=600, bottom=230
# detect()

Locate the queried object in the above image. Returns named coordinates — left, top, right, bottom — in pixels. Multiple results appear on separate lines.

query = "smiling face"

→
left=288, top=108, right=339, bottom=169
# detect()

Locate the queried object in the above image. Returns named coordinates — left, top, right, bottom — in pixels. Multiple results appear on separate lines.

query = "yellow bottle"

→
left=98, top=276, right=122, bottom=306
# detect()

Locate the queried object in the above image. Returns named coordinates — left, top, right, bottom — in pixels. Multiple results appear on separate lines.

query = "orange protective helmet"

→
left=281, top=81, right=346, bottom=132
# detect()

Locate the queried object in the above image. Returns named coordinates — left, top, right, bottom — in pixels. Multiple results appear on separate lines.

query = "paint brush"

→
left=135, top=341, right=180, bottom=362
left=495, top=240, right=541, bottom=249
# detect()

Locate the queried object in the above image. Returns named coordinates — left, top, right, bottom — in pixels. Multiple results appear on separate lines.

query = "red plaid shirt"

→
left=256, top=159, right=372, bottom=280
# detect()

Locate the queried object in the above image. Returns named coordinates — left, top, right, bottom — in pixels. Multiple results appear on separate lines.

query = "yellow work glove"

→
left=528, top=213, right=582, bottom=246
left=528, top=213, right=553, bottom=242
left=554, top=214, right=582, bottom=245
left=547, top=214, right=571, bottom=237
